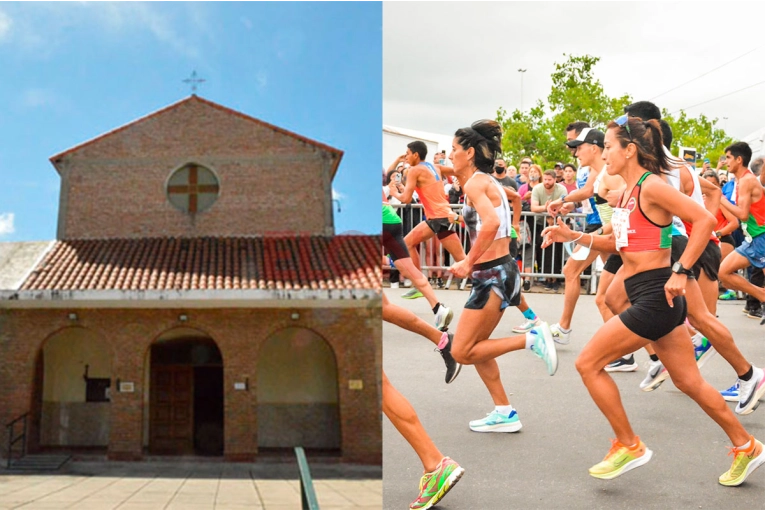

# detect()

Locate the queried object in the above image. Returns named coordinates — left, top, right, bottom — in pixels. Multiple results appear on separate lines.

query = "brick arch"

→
left=26, top=324, right=115, bottom=367
left=251, top=323, right=343, bottom=373
left=142, top=324, right=226, bottom=366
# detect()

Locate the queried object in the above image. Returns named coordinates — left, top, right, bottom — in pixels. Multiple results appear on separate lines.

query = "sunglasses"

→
left=615, top=114, right=633, bottom=143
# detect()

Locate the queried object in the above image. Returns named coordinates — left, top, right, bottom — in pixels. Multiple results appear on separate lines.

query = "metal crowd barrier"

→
left=387, top=203, right=599, bottom=293
left=294, top=446, right=320, bottom=509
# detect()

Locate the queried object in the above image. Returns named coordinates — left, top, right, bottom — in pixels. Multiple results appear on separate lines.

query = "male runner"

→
left=389, top=141, right=467, bottom=297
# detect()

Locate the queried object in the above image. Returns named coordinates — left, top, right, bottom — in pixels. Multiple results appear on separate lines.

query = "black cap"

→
left=565, top=127, right=605, bottom=149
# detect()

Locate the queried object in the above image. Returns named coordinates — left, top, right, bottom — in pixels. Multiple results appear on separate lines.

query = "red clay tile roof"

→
left=21, top=236, right=381, bottom=292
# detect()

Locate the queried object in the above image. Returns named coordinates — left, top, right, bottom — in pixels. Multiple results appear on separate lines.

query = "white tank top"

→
left=462, top=173, right=512, bottom=244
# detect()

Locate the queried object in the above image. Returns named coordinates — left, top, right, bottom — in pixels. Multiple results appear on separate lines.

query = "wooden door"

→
left=150, top=366, right=193, bottom=454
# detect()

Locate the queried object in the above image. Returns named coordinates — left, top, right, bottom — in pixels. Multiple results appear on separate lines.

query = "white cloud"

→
left=5, top=3, right=206, bottom=59
left=384, top=2, right=765, bottom=141
left=0, top=213, right=15, bottom=237
left=256, top=70, right=268, bottom=90
left=332, top=188, right=344, bottom=201
left=0, top=9, right=11, bottom=42
left=22, top=88, right=55, bottom=108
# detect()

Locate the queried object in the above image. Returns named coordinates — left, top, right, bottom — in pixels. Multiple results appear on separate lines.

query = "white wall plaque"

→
left=119, top=382, right=135, bottom=393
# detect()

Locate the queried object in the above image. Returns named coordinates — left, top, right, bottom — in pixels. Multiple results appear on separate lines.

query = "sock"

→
left=495, top=405, right=513, bottom=416
left=691, top=332, right=703, bottom=347
left=558, top=325, right=571, bottom=334
left=739, top=365, right=754, bottom=381
left=522, top=308, right=537, bottom=321
left=736, top=439, right=752, bottom=450
left=650, top=354, right=660, bottom=362
left=433, top=303, right=441, bottom=314
left=437, top=331, right=449, bottom=350
left=525, top=332, right=535, bottom=350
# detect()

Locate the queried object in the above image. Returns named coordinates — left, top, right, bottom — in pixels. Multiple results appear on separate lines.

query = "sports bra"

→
left=462, top=173, right=512, bottom=246
left=616, top=172, right=672, bottom=253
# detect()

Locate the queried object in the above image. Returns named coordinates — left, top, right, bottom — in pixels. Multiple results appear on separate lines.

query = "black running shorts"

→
left=382, top=222, right=410, bottom=261
left=671, top=236, right=720, bottom=282
left=619, top=267, right=687, bottom=341
left=426, top=217, right=458, bottom=240
left=465, top=255, right=522, bottom=311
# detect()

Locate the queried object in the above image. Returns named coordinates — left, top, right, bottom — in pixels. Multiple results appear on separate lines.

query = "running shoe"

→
left=512, top=317, right=541, bottom=334
left=469, top=409, right=522, bottom=433
left=522, top=280, right=531, bottom=292
left=721, top=381, right=740, bottom=402
left=401, top=288, right=424, bottom=299
left=409, top=457, right=465, bottom=509
left=605, top=354, right=638, bottom=372
left=549, top=323, right=571, bottom=345
left=719, top=437, right=765, bottom=487
left=434, top=304, right=453, bottom=331
left=759, top=302, right=765, bottom=324
left=436, top=333, right=462, bottom=384
left=747, top=307, right=763, bottom=320
left=693, top=336, right=717, bottom=369
left=528, top=322, right=558, bottom=376
left=639, top=360, right=669, bottom=392
left=588, top=437, right=653, bottom=480
left=736, top=367, right=765, bottom=415
left=718, top=289, right=737, bottom=301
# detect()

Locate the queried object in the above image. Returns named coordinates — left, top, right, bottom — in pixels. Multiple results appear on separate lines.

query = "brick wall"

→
left=53, top=98, right=341, bottom=239
left=0, top=304, right=381, bottom=464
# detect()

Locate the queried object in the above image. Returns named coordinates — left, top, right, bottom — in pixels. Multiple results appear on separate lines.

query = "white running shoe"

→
left=512, top=317, right=540, bottom=334
left=434, top=304, right=453, bottom=331
left=549, top=323, right=571, bottom=345
left=736, top=366, right=765, bottom=415
left=640, top=360, right=669, bottom=392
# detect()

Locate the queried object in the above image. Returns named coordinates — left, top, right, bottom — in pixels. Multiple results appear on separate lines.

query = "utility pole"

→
left=518, top=68, right=527, bottom=111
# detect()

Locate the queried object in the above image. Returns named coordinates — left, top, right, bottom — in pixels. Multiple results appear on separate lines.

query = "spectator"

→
left=493, top=158, right=518, bottom=190
left=507, top=165, right=518, bottom=180
left=518, top=164, right=541, bottom=208
left=531, top=169, right=568, bottom=290
left=554, top=162, right=565, bottom=183
left=517, top=157, right=532, bottom=185
left=561, top=163, right=578, bottom=194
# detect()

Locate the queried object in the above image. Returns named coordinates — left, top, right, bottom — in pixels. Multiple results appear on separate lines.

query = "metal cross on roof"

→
left=183, top=70, right=206, bottom=95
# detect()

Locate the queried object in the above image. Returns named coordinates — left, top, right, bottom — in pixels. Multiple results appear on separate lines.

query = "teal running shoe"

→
left=528, top=322, right=558, bottom=375
left=469, top=409, right=522, bottom=433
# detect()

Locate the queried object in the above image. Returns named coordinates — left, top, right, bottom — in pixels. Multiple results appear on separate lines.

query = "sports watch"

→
left=671, top=262, right=693, bottom=276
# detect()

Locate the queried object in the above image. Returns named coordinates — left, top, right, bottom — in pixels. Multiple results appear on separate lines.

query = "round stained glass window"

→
left=166, top=163, right=220, bottom=214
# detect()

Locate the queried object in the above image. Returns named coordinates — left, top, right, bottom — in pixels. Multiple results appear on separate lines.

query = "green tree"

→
left=496, top=54, right=732, bottom=170
left=662, top=110, right=733, bottom=167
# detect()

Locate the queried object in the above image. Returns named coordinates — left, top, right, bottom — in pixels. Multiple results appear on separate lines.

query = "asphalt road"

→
left=383, top=288, right=765, bottom=510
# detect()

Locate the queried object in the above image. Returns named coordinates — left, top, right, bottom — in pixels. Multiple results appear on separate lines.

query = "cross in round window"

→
left=167, top=164, right=220, bottom=214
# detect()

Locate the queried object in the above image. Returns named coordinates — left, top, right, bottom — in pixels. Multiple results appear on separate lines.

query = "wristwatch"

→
left=671, top=262, right=694, bottom=276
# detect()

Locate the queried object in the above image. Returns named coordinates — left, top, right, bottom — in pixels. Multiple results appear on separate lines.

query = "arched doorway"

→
left=257, top=327, right=340, bottom=452
left=34, top=327, right=112, bottom=451
left=148, top=329, right=223, bottom=456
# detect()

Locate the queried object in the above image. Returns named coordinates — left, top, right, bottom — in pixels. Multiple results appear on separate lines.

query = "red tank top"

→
left=618, top=172, right=672, bottom=252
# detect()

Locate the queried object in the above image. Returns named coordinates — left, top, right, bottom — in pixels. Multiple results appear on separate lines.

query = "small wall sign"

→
left=119, top=382, right=135, bottom=393
left=348, top=379, right=363, bottom=390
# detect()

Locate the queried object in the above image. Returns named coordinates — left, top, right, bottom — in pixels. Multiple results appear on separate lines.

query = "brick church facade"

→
left=0, top=96, right=382, bottom=463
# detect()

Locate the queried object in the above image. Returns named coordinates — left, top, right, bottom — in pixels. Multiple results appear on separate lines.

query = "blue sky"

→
left=0, top=2, right=382, bottom=241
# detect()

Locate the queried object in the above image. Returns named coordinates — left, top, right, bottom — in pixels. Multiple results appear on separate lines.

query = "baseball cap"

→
left=703, top=158, right=710, bottom=163
left=565, top=127, right=605, bottom=148
left=554, top=162, right=564, bottom=168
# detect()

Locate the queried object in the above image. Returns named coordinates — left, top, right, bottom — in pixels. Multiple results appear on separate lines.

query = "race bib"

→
left=612, top=207, right=630, bottom=251
left=581, top=197, right=593, bottom=215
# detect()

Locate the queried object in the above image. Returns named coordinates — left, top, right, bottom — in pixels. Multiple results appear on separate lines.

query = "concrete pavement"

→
left=0, top=461, right=381, bottom=510
left=383, top=287, right=765, bottom=509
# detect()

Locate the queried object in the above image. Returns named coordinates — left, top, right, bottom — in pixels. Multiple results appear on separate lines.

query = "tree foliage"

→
left=496, top=54, right=732, bottom=169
